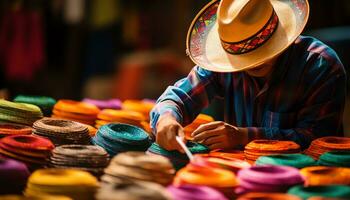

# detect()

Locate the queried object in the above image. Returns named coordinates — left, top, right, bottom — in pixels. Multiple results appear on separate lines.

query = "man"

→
left=150, top=0, right=346, bottom=152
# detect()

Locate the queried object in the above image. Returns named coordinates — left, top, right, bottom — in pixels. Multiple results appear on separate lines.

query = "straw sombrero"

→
left=186, top=0, right=309, bottom=72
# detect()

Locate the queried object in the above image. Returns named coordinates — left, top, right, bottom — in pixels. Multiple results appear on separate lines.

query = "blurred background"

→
left=0, top=0, right=349, bottom=134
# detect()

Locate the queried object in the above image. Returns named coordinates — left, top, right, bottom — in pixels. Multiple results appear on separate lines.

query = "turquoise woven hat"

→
left=288, top=185, right=350, bottom=199
left=255, top=154, right=316, bottom=169
left=92, top=123, right=151, bottom=156
left=14, top=95, right=56, bottom=116
left=318, top=151, right=350, bottom=167
left=147, top=142, right=210, bottom=170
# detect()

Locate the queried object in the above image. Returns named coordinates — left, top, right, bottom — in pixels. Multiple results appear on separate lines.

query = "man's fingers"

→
left=191, top=121, right=225, bottom=137
left=193, top=129, right=220, bottom=142
left=201, top=135, right=223, bottom=146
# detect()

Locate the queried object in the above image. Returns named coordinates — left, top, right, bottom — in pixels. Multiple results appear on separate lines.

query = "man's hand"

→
left=191, top=121, right=249, bottom=150
left=156, top=114, right=185, bottom=153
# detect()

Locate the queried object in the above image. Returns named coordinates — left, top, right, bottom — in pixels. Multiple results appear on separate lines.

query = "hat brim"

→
left=186, top=0, right=309, bottom=72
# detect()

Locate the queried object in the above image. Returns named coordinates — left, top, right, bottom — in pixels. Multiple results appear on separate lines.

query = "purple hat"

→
left=0, top=157, right=30, bottom=194
left=83, top=98, right=122, bottom=110
left=236, top=165, right=304, bottom=194
left=167, top=185, right=228, bottom=200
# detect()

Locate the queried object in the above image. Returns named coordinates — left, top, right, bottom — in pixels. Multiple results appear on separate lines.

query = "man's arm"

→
left=150, top=66, right=223, bottom=133
left=149, top=66, right=223, bottom=151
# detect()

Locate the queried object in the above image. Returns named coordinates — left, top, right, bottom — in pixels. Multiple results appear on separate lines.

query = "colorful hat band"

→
left=220, top=10, right=279, bottom=55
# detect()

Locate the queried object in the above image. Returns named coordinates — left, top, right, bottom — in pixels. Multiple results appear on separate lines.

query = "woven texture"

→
left=52, top=100, right=100, bottom=126
left=50, top=145, right=109, bottom=177
left=0, top=135, right=54, bottom=168
left=255, top=154, right=316, bottom=169
left=0, top=122, right=32, bottom=137
left=147, top=142, right=209, bottom=170
left=244, top=140, right=301, bottom=163
left=102, top=152, right=174, bottom=186
left=33, top=118, right=90, bottom=146
left=92, top=123, right=151, bottom=156
left=304, top=137, right=350, bottom=160
left=0, top=99, right=43, bottom=125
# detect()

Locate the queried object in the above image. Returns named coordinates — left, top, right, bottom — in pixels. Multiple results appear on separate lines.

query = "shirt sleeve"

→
left=247, top=53, right=347, bottom=149
left=150, top=66, right=223, bottom=134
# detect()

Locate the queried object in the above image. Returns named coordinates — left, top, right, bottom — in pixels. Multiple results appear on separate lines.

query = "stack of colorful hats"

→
left=121, top=100, right=155, bottom=121
left=183, top=114, right=214, bottom=140
left=167, top=185, right=228, bottom=200
left=96, top=178, right=172, bottom=200
left=300, top=166, right=350, bottom=186
left=49, top=145, right=109, bottom=177
left=0, top=135, right=54, bottom=168
left=33, top=118, right=90, bottom=146
left=318, top=151, right=350, bottom=167
left=95, top=109, right=146, bottom=129
left=52, top=100, right=100, bottom=126
left=25, top=169, right=99, bottom=200
left=255, top=154, right=316, bottom=169
left=195, top=154, right=251, bottom=173
left=235, top=165, right=305, bottom=194
left=0, top=99, right=43, bottom=125
left=92, top=123, right=151, bottom=156
left=83, top=98, right=122, bottom=110
left=237, top=193, right=302, bottom=200
left=304, top=137, right=350, bottom=160
left=174, top=161, right=238, bottom=198
left=0, top=122, right=32, bottom=137
left=102, top=152, right=175, bottom=186
left=244, top=140, right=301, bottom=163
left=14, top=95, right=57, bottom=117
left=0, top=157, right=30, bottom=194
left=147, top=142, right=210, bottom=170
left=288, top=185, right=350, bottom=199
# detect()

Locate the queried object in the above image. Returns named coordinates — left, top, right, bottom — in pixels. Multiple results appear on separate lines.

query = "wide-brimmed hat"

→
left=186, top=0, right=309, bottom=72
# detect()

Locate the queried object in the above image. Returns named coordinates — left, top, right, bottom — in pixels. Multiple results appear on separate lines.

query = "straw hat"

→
left=186, top=0, right=309, bottom=72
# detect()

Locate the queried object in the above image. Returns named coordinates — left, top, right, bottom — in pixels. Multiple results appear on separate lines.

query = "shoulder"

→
left=290, top=36, right=346, bottom=79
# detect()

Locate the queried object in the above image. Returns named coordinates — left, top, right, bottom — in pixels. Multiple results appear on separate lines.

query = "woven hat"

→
left=0, top=157, right=30, bottom=194
left=92, top=123, right=151, bottom=156
left=235, top=165, right=304, bottom=194
left=304, top=137, right=350, bottom=160
left=24, top=169, right=98, bottom=200
left=244, top=140, right=301, bottom=163
left=102, top=152, right=175, bottom=186
left=49, top=145, right=109, bottom=177
left=187, top=0, right=309, bottom=72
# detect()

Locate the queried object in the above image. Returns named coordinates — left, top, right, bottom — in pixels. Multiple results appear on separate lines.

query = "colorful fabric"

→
left=150, top=36, right=346, bottom=149
left=300, top=166, right=350, bottom=186
left=167, top=185, right=228, bottom=200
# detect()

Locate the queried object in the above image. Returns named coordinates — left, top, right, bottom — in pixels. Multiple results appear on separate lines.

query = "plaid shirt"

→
left=150, top=36, right=347, bottom=149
